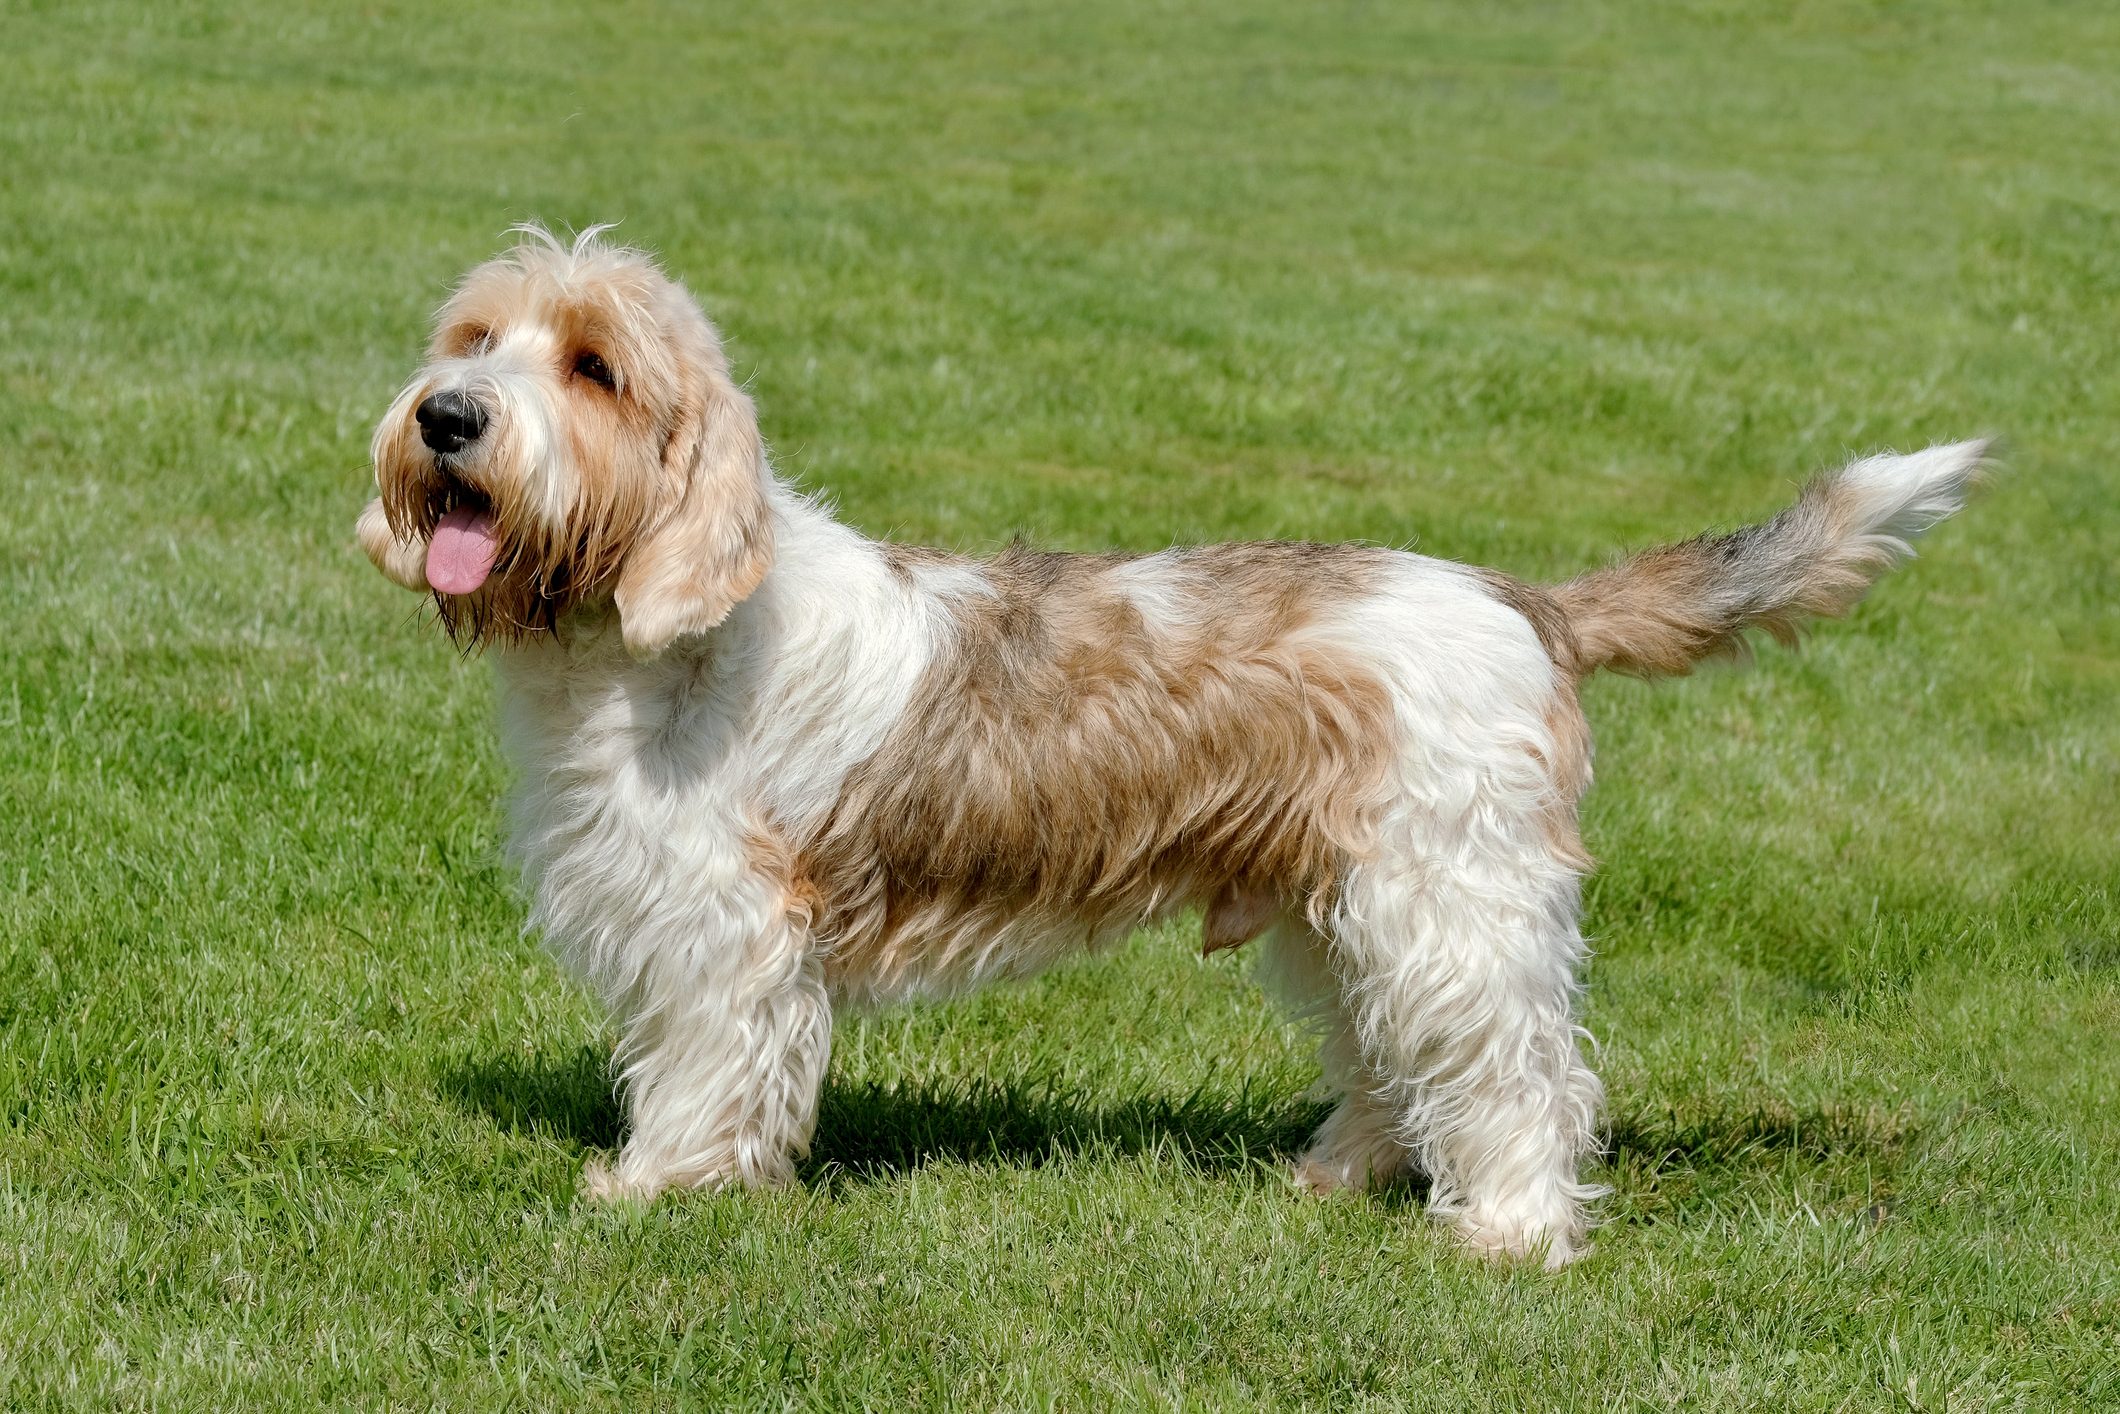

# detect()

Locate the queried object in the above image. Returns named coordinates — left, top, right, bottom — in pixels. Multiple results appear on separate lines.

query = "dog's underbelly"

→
left=814, top=874, right=1282, bottom=1008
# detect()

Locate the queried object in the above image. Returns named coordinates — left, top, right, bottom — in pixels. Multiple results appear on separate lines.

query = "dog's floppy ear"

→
left=356, top=497, right=431, bottom=592
left=615, top=378, right=775, bottom=658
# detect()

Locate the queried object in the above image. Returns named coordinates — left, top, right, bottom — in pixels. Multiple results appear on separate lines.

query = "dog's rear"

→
left=1326, top=439, right=1992, bottom=1266
left=1537, top=441, right=1991, bottom=679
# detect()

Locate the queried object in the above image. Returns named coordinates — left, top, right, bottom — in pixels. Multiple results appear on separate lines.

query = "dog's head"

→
left=358, top=226, right=773, bottom=655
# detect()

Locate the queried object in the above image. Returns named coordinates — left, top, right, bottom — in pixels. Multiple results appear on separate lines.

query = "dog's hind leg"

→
left=1256, top=922, right=1418, bottom=1194
left=1326, top=790, right=1604, bottom=1268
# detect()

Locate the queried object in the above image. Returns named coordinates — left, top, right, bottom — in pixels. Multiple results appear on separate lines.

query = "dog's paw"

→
left=1292, top=1154, right=1387, bottom=1196
left=1291, top=1145, right=1416, bottom=1196
left=579, top=1156, right=662, bottom=1206
left=1452, top=1214, right=1586, bottom=1271
left=580, top=1153, right=773, bottom=1204
left=1292, top=1158, right=1352, bottom=1196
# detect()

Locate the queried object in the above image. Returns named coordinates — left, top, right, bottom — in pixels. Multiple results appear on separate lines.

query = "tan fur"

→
left=742, top=822, right=820, bottom=938
left=360, top=231, right=1985, bottom=1265
left=354, top=497, right=429, bottom=592
left=613, top=352, right=774, bottom=657
left=1202, top=884, right=1283, bottom=956
left=1534, top=685, right=1595, bottom=872
left=1549, top=474, right=1891, bottom=679
left=1475, top=569, right=1583, bottom=678
left=366, top=234, right=765, bottom=654
left=799, top=542, right=1399, bottom=997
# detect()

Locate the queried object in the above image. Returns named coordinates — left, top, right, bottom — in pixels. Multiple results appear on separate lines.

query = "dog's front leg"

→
left=581, top=909, right=831, bottom=1204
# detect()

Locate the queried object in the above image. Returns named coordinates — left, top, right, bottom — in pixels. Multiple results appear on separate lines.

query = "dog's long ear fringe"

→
left=356, top=496, right=430, bottom=592
left=614, top=379, right=775, bottom=658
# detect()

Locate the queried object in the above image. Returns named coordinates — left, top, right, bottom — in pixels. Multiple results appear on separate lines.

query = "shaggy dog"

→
left=358, top=226, right=1986, bottom=1267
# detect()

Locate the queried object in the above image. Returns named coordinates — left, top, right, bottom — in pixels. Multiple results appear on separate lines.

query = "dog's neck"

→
left=491, top=472, right=947, bottom=846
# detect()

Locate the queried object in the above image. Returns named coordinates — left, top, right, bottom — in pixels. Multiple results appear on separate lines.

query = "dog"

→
left=357, top=225, right=1986, bottom=1267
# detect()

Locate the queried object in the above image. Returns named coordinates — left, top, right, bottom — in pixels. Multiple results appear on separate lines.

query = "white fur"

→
left=365, top=232, right=1980, bottom=1271
left=1298, top=564, right=1600, bottom=1265
left=498, top=483, right=937, bottom=1196
left=1833, top=438, right=1990, bottom=560
left=492, top=482, right=1599, bottom=1263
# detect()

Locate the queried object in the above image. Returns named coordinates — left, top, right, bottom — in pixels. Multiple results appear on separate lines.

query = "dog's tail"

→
left=1546, top=440, right=1991, bottom=679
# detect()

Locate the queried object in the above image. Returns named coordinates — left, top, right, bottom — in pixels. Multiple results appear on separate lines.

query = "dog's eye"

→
left=574, top=352, right=615, bottom=390
left=462, top=327, right=493, bottom=355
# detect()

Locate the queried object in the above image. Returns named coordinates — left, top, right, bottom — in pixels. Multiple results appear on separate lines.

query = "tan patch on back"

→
left=799, top=541, right=1398, bottom=994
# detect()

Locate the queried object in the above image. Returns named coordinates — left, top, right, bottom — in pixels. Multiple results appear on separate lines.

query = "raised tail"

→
left=1548, top=440, right=1991, bottom=679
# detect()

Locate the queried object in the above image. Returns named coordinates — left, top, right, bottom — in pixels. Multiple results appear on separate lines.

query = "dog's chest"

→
left=494, top=640, right=766, bottom=944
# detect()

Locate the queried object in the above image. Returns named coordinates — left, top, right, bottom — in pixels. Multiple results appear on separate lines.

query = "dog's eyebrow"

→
left=560, top=309, right=666, bottom=393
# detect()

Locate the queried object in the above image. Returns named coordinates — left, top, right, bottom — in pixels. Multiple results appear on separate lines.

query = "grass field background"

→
left=4, top=0, right=2117, bottom=1406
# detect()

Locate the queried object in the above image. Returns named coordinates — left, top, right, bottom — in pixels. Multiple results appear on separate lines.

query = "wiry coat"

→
left=360, top=228, right=1987, bottom=1267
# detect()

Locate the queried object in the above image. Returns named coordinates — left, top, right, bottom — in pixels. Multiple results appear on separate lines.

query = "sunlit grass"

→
left=2, top=1, right=2116, bottom=1406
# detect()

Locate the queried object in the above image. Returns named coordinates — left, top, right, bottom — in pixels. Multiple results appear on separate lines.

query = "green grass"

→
left=4, top=0, right=2117, bottom=1406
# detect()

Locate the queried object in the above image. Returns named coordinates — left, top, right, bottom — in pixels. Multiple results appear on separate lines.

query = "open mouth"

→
left=423, top=474, right=500, bottom=596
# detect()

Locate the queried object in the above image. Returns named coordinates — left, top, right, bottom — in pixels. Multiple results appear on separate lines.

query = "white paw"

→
left=1452, top=1213, right=1586, bottom=1270
left=1291, top=1149, right=1409, bottom=1196
left=579, top=1156, right=663, bottom=1205
left=1292, top=1157, right=1359, bottom=1195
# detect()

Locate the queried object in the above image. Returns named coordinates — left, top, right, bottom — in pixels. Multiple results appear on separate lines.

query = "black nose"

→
left=416, top=390, right=487, bottom=454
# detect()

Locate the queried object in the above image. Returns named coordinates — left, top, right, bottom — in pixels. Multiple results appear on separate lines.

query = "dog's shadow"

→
left=440, top=1045, right=1332, bottom=1185
left=444, top=1046, right=627, bottom=1152
left=440, top=1047, right=1909, bottom=1211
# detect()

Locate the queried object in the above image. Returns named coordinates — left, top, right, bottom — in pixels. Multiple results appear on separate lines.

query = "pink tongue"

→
left=426, top=506, right=500, bottom=595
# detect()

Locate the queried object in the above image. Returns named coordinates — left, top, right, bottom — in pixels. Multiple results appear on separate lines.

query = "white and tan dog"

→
left=358, top=226, right=1986, bottom=1266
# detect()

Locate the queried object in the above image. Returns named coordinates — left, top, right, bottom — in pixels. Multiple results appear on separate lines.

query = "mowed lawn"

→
left=4, top=0, right=2117, bottom=1406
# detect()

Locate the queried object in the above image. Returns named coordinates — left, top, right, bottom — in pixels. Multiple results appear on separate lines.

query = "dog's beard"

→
left=432, top=567, right=577, bottom=648
left=381, top=464, right=569, bottom=648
